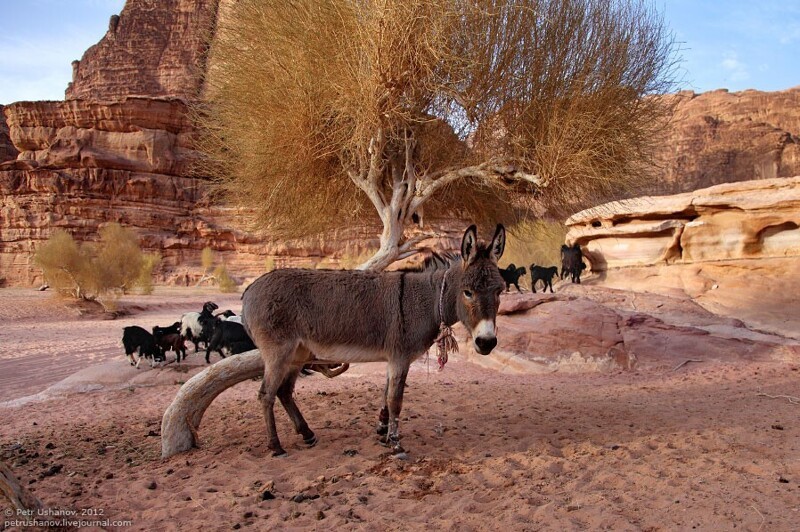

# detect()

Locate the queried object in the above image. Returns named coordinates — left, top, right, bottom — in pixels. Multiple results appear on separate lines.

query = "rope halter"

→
left=434, top=269, right=459, bottom=371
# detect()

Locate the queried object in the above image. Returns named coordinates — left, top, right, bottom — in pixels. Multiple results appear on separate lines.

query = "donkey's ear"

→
left=489, top=224, right=506, bottom=263
left=461, top=225, right=478, bottom=265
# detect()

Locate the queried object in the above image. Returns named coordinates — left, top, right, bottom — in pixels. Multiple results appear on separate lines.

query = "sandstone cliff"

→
left=66, top=0, right=218, bottom=101
left=565, top=176, right=800, bottom=271
left=654, top=89, right=800, bottom=194
left=0, top=105, right=17, bottom=163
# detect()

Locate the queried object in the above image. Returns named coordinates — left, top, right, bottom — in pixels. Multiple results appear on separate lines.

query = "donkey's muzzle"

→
left=474, top=336, right=497, bottom=355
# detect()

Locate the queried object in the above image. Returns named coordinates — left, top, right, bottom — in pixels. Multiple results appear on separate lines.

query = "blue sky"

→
left=0, top=0, right=798, bottom=105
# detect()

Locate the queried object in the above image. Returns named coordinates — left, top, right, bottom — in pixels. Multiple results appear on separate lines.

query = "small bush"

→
left=214, top=264, right=238, bottom=293
left=201, top=247, right=215, bottom=272
left=136, top=252, right=162, bottom=295
left=34, top=224, right=157, bottom=302
left=94, top=223, right=145, bottom=294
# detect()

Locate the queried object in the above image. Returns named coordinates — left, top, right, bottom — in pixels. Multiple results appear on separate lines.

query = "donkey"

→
left=241, top=224, right=507, bottom=457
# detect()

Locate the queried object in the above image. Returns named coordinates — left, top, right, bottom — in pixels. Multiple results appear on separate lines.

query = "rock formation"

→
left=0, top=106, right=17, bottom=163
left=565, top=176, right=800, bottom=270
left=65, top=0, right=218, bottom=101
left=653, top=89, right=800, bottom=194
left=564, top=177, right=800, bottom=341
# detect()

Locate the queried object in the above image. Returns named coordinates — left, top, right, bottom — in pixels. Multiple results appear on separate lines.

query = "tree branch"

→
left=411, top=163, right=543, bottom=213
left=398, top=232, right=438, bottom=253
left=161, top=351, right=264, bottom=458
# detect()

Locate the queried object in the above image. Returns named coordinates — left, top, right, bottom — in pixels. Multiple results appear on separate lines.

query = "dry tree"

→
left=196, top=0, right=680, bottom=270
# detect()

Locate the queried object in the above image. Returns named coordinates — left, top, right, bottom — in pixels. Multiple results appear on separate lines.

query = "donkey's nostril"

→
left=474, top=336, right=497, bottom=353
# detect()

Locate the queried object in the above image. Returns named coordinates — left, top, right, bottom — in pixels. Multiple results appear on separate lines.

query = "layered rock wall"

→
left=0, top=105, right=17, bottom=163
left=565, top=177, right=800, bottom=271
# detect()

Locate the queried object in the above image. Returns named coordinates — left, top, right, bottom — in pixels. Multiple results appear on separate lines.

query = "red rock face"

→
left=0, top=106, right=18, bottom=163
left=65, top=0, right=218, bottom=101
left=653, top=89, right=800, bottom=194
left=565, top=176, right=800, bottom=271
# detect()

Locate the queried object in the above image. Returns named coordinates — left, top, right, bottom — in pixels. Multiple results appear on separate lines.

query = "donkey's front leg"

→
left=258, top=376, right=285, bottom=457
left=380, top=361, right=410, bottom=456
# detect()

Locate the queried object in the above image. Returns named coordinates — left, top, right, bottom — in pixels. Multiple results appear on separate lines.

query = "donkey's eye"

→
left=463, top=290, right=473, bottom=299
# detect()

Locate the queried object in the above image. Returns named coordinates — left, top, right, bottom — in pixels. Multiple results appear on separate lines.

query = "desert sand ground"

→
left=1, top=281, right=798, bottom=531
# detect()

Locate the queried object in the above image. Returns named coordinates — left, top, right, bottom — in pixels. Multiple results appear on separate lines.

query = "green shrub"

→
left=136, top=252, right=162, bottom=295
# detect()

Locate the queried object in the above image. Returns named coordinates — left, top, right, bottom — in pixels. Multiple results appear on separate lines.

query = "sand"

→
left=1, top=285, right=799, bottom=530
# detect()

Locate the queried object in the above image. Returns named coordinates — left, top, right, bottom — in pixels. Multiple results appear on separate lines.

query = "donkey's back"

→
left=242, top=268, right=421, bottom=357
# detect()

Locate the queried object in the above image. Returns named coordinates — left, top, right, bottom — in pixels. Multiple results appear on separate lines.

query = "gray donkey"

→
left=241, top=224, right=506, bottom=457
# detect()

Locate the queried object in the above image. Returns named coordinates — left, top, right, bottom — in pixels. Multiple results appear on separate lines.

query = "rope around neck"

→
left=434, top=269, right=459, bottom=371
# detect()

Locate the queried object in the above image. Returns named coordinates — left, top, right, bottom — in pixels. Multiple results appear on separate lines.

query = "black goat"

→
left=561, top=244, right=585, bottom=284
left=153, top=321, right=181, bottom=340
left=559, top=244, right=570, bottom=280
left=122, top=326, right=163, bottom=368
left=221, top=340, right=257, bottom=357
left=500, top=264, right=527, bottom=292
left=205, top=319, right=255, bottom=364
left=529, top=264, right=558, bottom=293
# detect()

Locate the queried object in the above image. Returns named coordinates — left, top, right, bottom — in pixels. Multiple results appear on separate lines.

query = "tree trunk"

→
left=0, top=461, right=43, bottom=513
left=357, top=214, right=404, bottom=271
left=161, top=350, right=263, bottom=458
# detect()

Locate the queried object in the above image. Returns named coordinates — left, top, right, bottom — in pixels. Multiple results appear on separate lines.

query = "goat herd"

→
left=121, top=301, right=255, bottom=368
left=500, top=243, right=586, bottom=293
left=120, top=243, right=586, bottom=367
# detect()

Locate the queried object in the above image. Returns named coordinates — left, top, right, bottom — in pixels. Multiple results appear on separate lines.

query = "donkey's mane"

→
left=399, top=249, right=462, bottom=273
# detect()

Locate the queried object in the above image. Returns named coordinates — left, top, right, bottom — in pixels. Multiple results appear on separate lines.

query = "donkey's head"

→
left=456, top=224, right=506, bottom=355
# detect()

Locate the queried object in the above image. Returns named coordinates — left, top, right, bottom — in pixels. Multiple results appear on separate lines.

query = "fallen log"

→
left=161, top=350, right=263, bottom=458
left=0, top=461, right=43, bottom=513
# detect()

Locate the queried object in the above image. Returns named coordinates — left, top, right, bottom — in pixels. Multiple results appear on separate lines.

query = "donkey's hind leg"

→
left=376, top=375, right=389, bottom=436
left=276, top=367, right=317, bottom=447
left=257, top=342, right=297, bottom=457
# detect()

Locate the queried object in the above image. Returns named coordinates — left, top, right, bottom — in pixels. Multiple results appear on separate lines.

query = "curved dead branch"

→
left=161, top=350, right=263, bottom=458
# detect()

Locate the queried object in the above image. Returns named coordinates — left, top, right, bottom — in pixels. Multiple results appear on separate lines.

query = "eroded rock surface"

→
left=65, top=0, right=218, bottom=100
left=655, top=89, right=800, bottom=194
left=565, top=177, right=800, bottom=271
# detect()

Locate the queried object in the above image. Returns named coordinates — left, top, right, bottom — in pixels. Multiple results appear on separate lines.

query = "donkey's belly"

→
left=302, top=340, right=389, bottom=363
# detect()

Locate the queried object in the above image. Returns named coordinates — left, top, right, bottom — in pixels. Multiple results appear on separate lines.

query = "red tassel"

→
left=434, top=322, right=459, bottom=371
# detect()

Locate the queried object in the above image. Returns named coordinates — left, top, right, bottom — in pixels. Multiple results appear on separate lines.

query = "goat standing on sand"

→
left=122, top=326, right=163, bottom=368
left=242, top=225, right=506, bottom=457
left=180, top=302, right=219, bottom=352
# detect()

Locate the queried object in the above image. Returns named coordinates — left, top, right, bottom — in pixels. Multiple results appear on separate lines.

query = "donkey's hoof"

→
left=271, top=449, right=288, bottom=458
left=303, top=434, right=318, bottom=447
left=392, top=451, right=409, bottom=461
